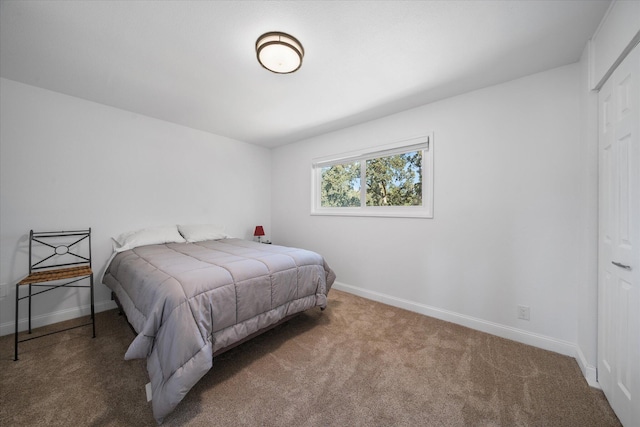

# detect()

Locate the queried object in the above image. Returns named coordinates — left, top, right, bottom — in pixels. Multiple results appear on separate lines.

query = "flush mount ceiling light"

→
left=256, top=32, right=304, bottom=74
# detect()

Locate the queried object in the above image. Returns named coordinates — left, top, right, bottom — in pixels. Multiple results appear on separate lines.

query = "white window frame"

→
left=311, top=134, right=434, bottom=218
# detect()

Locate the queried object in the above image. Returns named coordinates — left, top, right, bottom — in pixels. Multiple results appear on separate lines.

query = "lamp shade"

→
left=254, top=226, right=265, bottom=237
left=256, top=32, right=304, bottom=74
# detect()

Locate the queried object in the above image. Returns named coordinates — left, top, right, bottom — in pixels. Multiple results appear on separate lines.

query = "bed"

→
left=102, top=226, right=335, bottom=424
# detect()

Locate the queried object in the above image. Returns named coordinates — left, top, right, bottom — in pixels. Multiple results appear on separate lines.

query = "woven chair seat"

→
left=18, top=265, right=92, bottom=285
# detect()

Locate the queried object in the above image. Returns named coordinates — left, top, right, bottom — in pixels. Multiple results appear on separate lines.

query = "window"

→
left=312, top=135, right=433, bottom=218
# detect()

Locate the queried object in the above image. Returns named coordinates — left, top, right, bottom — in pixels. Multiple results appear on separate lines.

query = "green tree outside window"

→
left=366, top=151, right=422, bottom=206
left=320, top=152, right=422, bottom=207
left=321, top=162, right=361, bottom=207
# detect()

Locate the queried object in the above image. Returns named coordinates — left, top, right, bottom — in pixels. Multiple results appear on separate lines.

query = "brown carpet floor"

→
left=0, top=290, right=620, bottom=426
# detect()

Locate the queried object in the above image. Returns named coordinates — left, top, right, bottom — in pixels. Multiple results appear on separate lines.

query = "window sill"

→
left=311, top=209, right=432, bottom=219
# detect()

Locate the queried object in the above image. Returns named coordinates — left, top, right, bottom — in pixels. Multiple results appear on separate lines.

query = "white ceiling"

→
left=0, top=0, right=611, bottom=148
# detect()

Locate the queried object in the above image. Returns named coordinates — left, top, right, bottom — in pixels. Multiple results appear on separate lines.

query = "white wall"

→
left=0, top=78, right=271, bottom=334
left=272, top=64, right=584, bottom=356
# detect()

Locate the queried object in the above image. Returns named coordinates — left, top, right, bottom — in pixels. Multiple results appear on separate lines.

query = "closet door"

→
left=598, top=43, right=639, bottom=427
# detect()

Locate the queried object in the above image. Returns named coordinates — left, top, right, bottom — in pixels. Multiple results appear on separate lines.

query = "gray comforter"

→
left=102, top=238, right=335, bottom=423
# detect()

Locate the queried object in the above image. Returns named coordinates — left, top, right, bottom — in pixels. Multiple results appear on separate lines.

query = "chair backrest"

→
left=28, top=229, right=92, bottom=274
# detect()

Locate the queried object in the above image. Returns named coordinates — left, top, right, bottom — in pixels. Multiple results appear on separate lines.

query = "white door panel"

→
left=598, top=43, right=639, bottom=427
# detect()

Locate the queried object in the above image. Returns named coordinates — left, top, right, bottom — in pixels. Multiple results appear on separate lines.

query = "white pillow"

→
left=178, top=224, right=229, bottom=242
left=113, top=225, right=186, bottom=252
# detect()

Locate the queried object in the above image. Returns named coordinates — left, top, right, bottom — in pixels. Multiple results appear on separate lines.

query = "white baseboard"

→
left=332, top=281, right=578, bottom=358
left=575, top=345, right=600, bottom=388
left=0, top=299, right=117, bottom=337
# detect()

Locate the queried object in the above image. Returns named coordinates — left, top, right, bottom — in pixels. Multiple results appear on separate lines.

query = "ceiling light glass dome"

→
left=256, top=32, right=304, bottom=74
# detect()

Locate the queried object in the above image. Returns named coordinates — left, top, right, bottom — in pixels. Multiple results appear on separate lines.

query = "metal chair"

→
left=14, top=229, right=95, bottom=361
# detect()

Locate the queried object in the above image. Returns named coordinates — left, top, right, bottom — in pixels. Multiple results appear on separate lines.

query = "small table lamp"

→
left=254, top=226, right=265, bottom=243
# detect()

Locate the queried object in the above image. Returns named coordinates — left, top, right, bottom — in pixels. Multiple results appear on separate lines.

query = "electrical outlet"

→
left=0, top=283, right=8, bottom=299
left=517, top=305, right=530, bottom=321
